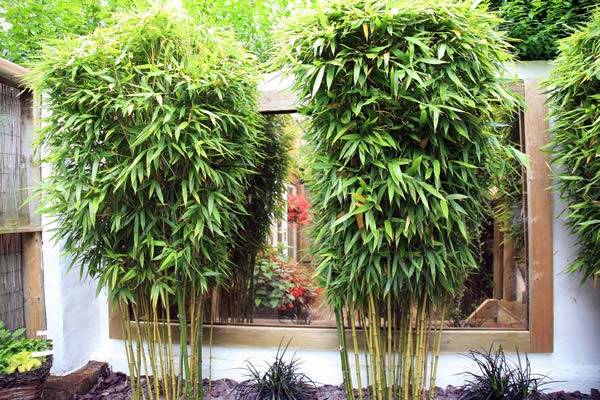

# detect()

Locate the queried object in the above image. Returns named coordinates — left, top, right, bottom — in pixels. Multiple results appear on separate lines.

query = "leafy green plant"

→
left=0, top=0, right=137, bottom=64
left=488, top=0, right=597, bottom=61
left=0, top=321, right=52, bottom=374
left=235, top=341, right=315, bottom=400
left=183, top=0, right=292, bottom=63
left=250, top=247, right=320, bottom=324
left=5, top=352, right=43, bottom=374
left=274, top=0, right=520, bottom=399
left=29, top=6, right=263, bottom=400
left=1, top=0, right=292, bottom=65
left=253, top=252, right=294, bottom=310
left=460, top=346, right=548, bottom=400
left=545, top=9, right=600, bottom=283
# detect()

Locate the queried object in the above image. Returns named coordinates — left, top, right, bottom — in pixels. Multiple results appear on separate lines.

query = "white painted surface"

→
left=43, top=62, right=600, bottom=390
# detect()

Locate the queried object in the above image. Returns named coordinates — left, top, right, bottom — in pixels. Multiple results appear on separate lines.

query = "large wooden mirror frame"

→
left=108, top=80, right=553, bottom=353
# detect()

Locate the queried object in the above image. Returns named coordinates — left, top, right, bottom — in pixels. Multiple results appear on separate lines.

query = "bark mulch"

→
left=74, top=370, right=600, bottom=400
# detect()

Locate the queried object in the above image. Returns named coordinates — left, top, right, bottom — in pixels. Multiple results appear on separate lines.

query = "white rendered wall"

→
left=43, top=62, right=600, bottom=390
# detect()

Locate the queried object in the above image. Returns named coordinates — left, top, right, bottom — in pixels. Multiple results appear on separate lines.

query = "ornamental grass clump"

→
left=274, top=1, right=519, bottom=399
left=29, top=8, right=262, bottom=400
left=545, top=10, right=600, bottom=283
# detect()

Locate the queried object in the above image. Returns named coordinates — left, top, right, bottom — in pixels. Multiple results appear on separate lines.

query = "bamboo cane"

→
left=401, top=302, right=414, bottom=400
left=349, top=303, right=364, bottom=400
left=132, top=302, right=151, bottom=400
left=177, top=286, right=192, bottom=398
left=119, top=302, right=139, bottom=400
left=386, top=293, right=393, bottom=400
left=142, top=298, right=161, bottom=400
left=428, top=304, right=446, bottom=400
left=335, top=306, right=353, bottom=398
left=164, top=294, right=177, bottom=400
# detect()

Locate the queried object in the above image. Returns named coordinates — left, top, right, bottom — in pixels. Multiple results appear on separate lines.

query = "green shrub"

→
left=29, top=7, right=262, bottom=399
left=490, top=0, right=597, bottom=60
left=274, top=0, right=519, bottom=398
left=545, top=10, right=600, bottom=283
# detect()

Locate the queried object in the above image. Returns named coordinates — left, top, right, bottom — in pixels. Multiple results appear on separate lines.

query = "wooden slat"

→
left=22, top=231, right=46, bottom=337
left=109, top=310, right=531, bottom=352
left=524, top=81, right=553, bottom=353
left=0, top=225, right=43, bottom=235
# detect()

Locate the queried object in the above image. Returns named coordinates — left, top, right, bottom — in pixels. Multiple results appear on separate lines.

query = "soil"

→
left=74, top=370, right=599, bottom=400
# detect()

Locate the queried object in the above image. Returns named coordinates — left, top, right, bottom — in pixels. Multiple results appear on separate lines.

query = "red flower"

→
left=287, top=303, right=295, bottom=309
left=290, top=286, right=305, bottom=299
left=287, top=195, right=311, bottom=225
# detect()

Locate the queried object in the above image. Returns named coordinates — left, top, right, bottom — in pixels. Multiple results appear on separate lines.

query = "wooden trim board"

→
left=524, top=81, right=554, bottom=353
left=109, top=308, right=530, bottom=353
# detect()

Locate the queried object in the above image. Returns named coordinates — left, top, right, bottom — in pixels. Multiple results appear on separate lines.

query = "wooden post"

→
left=524, top=81, right=553, bottom=353
left=502, top=237, right=516, bottom=301
left=22, top=231, right=46, bottom=337
left=492, top=222, right=504, bottom=299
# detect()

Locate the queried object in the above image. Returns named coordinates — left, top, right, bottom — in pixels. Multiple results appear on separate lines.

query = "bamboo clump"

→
left=274, top=1, right=520, bottom=399
left=119, top=285, right=207, bottom=400
left=340, top=295, right=447, bottom=400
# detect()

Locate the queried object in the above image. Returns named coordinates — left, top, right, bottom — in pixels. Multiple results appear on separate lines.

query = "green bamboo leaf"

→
left=312, top=65, right=325, bottom=97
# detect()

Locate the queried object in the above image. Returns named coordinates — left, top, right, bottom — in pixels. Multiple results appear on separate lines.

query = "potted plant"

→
left=0, top=321, right=52, bottom=400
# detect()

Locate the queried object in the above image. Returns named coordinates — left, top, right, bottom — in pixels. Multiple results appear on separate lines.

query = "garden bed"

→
left=74, top=370, right=599, bottom=400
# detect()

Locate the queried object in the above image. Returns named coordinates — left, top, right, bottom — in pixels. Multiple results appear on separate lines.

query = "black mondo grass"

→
left=459, top=346, right=549, bottom=400
left=235, top=341, right=316, bottom=400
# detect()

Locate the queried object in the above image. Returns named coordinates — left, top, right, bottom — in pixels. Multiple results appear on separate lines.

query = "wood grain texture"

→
left=524, top=81, right=553, bottom=353
left=22, top=231, right=46, bottom=337
left=108, top=307, right=531, bottom=353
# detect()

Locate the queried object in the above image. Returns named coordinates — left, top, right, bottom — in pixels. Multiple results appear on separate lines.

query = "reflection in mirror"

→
left=212, top=110, right=528, bottom=330
left=451, top=112, right=528, bottom=329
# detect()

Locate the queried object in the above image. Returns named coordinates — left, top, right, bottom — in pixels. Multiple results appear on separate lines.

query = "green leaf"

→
left=312, top=65, right=325, bottom=97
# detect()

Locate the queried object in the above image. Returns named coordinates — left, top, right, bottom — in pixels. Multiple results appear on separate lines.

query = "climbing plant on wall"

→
left=275, top=1, right=519, bottom=399
left=546, top=9, right=600, bottom=283
left=29, top=7, right=262, bottom=399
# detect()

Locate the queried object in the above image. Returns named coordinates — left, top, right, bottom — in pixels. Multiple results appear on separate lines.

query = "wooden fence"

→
left=0, top=58, right=45, bottom=337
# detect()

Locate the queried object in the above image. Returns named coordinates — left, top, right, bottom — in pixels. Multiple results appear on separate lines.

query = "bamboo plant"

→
left=29, top=8, right=263, bottom=400
left=274, top=1, right=519, bottom=398
left=221, top=115, right=293, bottom=323
left=545, top=9, right=600, bottom=284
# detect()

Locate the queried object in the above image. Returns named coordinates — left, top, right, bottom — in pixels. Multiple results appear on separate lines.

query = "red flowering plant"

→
left=287, top=194, right=311, bottom=225
left=276, top=258, right=321, bottom=324
left=252, top=246, right=320, bottom=324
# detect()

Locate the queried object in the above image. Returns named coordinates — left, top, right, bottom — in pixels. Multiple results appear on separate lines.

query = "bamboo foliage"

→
left=274, top=1, right=519, bottom=398
left=29, top=7, right=263, bottom=399
left=223, top=115, right=293, bottom=323
left=545, top=9, right=600, bottom=283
